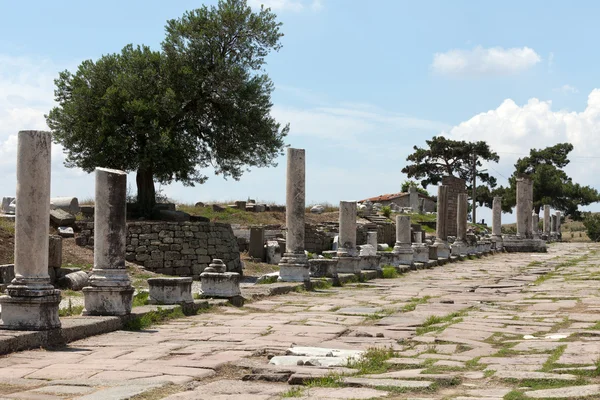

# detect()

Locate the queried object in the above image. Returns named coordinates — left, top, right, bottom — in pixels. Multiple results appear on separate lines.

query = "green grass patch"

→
left=311, top=279, right=333, bottom=290
left=132, top=291, right=150, bottom=307
left=415, top=310, right=468, bottom=336
left=381, top=265, right=399, bottom=279
left=124, top=306, right=185, bottom=330
left=0, top=219, right=15, bottom=235
left=58, top=299, right=84, bottom=317
left=306, top=374, right=344, bottom=388
left=541, top=345, right=566, bottom=372
left=257, top=275, right=279, bottom=284
left=62, top=289, right=83, bottom=297
left=281, top=386, right=304, bottom=397
left=401, top=296, right=431, bottom=312
left=346, top=346, right=396, bottom=375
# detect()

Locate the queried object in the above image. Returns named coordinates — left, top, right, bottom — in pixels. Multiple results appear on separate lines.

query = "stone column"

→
left=556, top=211, right=562, bottom=239
left=0, top=131, right=60, bottom=330
left=492, top=196, right=503, bottom=250
left=83, top=168, right=134, bottom=315
left=408, top=186, right=419, bottom=212
left=367, top=231, right=378, bottom=248
left=543, top=205, right=551, bottom=237
left=278, top=148, right=309, bottom=282
left=551, top=214, right=557, bottom=237
left=393, top=215, right=413, bottom=265
left=516, top=176, right=533, bottom=239
left=249, top=226, right=265, bottom=261
left=532, top=213, right=540, bottom=239
left=451, top=193, right=468, bottom=256
left=336, top=201, right=360, bottom=273
left=433, top=185, right=450, bottom=258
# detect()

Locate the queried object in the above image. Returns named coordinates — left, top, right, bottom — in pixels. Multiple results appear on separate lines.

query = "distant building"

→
left=361, top=191, right=436, bottom=213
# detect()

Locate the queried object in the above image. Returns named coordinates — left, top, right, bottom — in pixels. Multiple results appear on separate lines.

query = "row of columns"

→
left=0, top=131, right=133, bottom=330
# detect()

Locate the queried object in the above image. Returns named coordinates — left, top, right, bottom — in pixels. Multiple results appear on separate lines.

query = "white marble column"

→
left=278, top=148, right=309, bottom=282
left=433, top=185, right=450, bottom=258
left=451, top=193, right=468, bottom=256
left=393, top=215, right=413, bottom=265
left=543, top=205, right=551, bottom=237
left=337, top=201, right=358, bottom=257
left=0, top=131, right=61, bottom=330
left=83, top=168, right=134, bottom=315
left=492, top=196, right=503, bottom=251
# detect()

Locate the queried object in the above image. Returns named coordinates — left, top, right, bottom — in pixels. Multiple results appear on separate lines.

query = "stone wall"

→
left=305, top=224, right=334, bottom=254
left=442, top=176, right=467, bottom=237
left=75, top=221, right=242, bottom=278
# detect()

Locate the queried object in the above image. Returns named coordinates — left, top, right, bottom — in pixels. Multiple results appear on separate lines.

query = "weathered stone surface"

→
left=524, top=384, right=600, bottom=399
left=343, top=377, right=433, bottom=389
left=58, top=271, right=89, bottom=291
left=200, top=272, right=241, bottom=298
left=50, top=197, right=80, bottom=214
left=148, top=277, right=193, bottom=304
left=49, top=209, right=75, bottom=226
left=338, top=201, right=358, bottom=257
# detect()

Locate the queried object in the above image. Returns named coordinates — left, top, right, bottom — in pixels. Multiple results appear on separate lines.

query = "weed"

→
left=132, top=291, right=150, bottom=307
left=281, top=386, right=304, bottom=397
left=257, top=275, right=279, bottom=285
left=124, top=306, right=185, bottom=330
left=402, top=296, right=431, bottom=312
left=346, top=346, right=396, bottom=374
left=381, top=265, right=399, bottom=279
left=58, top=298, right=84, bottom=317
left=306, top=374, right=344, bottom=388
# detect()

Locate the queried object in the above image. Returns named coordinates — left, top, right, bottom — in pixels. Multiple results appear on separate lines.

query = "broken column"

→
left=278, top=148, right=309, bottom=282
left=551, top=214, right=557, bottom=239
left=556, top=211, right=562, bottom=240
left=532, top=212, right=540, bottom=239
left=249, top=226, right=265, bottom=261
left=200, top=258, right=241, bottom=299
left=409, top=186, right=419, bottom=212
left=0, top=131, right=61, bottom=330
left=83, top=167, right=134, bottom=315
left=492, top=196, right=503, bottom=251
left=451, top=193, right=468, bottom=256
left=516, top=176, right=533, bottom=239
left=393, top=215, right=413, bottom=265
left=543, top=205, right=551, bottom=239
left=336, top=201, right=360, bottom=273
left=433, top=185, right=450, bottom=259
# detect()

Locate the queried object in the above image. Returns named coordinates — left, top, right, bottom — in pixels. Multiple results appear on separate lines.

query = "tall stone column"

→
left=336, top=201, right=360, bottom=273
left=516, top=176, right=533, bottom=239
left=492, top=196, right=503, bottom=250
left=393, top=215, right=413, bottom=265
left=543, top=205, right=551, bottom=237
left=278, top=148, right=309, bottom=282
left=532, top=213, right=540, bottom=239
left=433, top=185, right=450, bottom=258
left=451, top=193, right=468, bottom=256
left=551, top=214, right=557, bottom=236
left=83, top=168, right=134, bottom=315
left=556, top=211, right=562, bottom=239
left=0, top=131, right=61, bottom=330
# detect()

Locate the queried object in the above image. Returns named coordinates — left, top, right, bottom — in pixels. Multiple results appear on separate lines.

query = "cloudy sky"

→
left=1, top=0, right=599, bottom=222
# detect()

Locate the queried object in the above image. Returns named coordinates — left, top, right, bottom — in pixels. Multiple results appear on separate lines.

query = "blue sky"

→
left=1, top=0, right=599, bottom=223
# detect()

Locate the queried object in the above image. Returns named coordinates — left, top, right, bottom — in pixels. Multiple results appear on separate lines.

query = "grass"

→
left=346, top=346, right=396, bottom=374
left=62, top=289, right=83, bottom=297
left=541, top=345, right=567, bottom=372
left=256, top=275, right=278, bottom=284
left=402, top=296, right=431, bottom=312
left=132, top=291, right=150, bottom=307
left=124, top=306, right=185, bottom=330
left=415, top=311, right=467, bottom=336
left=281, top=387, right=305, bottom=397
left=58, top=299, right=84, bottom=317
left=381, top=265, right=399, bottom=279
left=0, top=219, right=15, bottom=235
left=306, top=374, right=344, bottom=388
left=176, top=204, right=284, bottom=225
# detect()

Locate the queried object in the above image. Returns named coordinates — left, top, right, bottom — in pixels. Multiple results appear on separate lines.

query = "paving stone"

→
left=493, top=370, right=577, bottom=380
left=303, top=387, right=388, bottom=399
left=524, top=384, right=600, bottom=399
left=343, top=377, right=434, bottom=389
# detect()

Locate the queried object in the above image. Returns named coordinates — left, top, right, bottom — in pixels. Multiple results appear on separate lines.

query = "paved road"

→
left=0, top=243, right=597, bottom=399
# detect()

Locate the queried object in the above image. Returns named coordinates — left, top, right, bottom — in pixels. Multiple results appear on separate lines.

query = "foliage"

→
left=58, top=299, right=84, bottom=317
left=381, top=205, right=392, bottom=218
left=401, top=180, right=429, bottom=196
left=492, top=143, right=600, bottom=218
left=583, top=213, right=600, bottom=242
left=47, top=0, right=288, bottom=217
left=381, top=265, right=399, bottom=279
left=346, top=346, right=396, bottom=374
left=124, top=306, right=185, bottom=330
left=132, top=291, right=150, bottom=307
left=402, top=136, right=499, bottom=206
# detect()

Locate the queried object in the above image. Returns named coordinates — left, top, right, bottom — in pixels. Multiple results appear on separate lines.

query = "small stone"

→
left=296, top=360, right=304, bottom=365
left=376, top=333, right=384, bottom=338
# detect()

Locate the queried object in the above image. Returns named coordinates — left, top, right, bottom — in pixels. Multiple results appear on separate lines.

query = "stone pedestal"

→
left=336, top=256, right=361, bottom=274
left=278, top=149, right=309, bottom=282
left=148, top=277, right=193, bottom=304
left=492, top=196, right=503, bottom=251
left=83, top=168, right=133, bottom=316
left=433, top=185, right=450, bottom=259
left=412, top=244, right=429, bottom=263
left=0, top=131, right=60, bottom=330
left=451, top=193, right=468, bottom=256
left=309, top=259, right=338, bottom=278
left=393, top=215, right=413, bottom=265
left=359, top=255, right=381, bottom=271
left=200, top=259, right=241, bottom=298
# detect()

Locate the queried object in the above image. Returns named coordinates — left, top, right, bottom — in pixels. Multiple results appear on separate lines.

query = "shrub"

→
left=583, top=213, right=600, bottom=242
left=381, top=206, right=392, bottom=218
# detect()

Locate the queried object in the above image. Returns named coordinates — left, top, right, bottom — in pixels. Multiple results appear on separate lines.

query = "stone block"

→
left=200, top=272, right=241, bottom=297
left=148, top=277, right=193, bottom=304
left=0, top=264, right=14, bottom=284
left=58, top=271, right=89, bottom=291
left=49, top=209, right=75, bottom=226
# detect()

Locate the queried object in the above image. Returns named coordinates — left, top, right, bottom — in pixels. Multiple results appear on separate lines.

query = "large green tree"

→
left=47, top=0, right=288, bottom=217
left=402, top=136, right=500, bottom=206
left=494, top=143, right=599, bottom=219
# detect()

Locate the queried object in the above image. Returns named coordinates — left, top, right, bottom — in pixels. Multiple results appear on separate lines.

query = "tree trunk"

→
left=136, top=167, right=156, bottom=218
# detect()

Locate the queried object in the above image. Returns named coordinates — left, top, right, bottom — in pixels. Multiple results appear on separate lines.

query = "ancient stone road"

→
left=0, top=243, right=599, bottom=399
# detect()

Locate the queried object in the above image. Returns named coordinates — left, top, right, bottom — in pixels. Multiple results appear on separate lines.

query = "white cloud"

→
left=445, top=89, right=600, bottom=189
left=554, top=84, right=578, bottom=94
left=432, top=46, right=541, bottom=77
left=248, top=0, right=323, bottom=12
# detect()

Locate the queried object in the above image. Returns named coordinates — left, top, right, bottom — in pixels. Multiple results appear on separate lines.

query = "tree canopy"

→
left=493, top=143, right=599, bottom=219
left=401, top=180, right=429, bottom=196
left=46, top=0, right=288, bottom=217
left=401, top=136, right=500, bottom=205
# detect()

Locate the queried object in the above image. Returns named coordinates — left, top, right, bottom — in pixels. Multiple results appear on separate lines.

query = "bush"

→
left=381, top=206, right=392, bottom=218
left=583, top=213, right=600, bottom=242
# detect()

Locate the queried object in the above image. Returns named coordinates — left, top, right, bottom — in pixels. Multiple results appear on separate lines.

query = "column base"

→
left=82, top=286, right=134, bottom=316
left=433, top=240, right=450, bottom=259
left=200, top=272, right=241, bottom=298
left=393, top=243, right=414, bottom=265
left=0, top=291, right=61, bottom=330
left=336, top=256, right=361, bottom=274
left=412, top=244, right=429, bottom=263
left=451, top=242, right=467, bottom=256
left=278, top=253, right=309, bottom=282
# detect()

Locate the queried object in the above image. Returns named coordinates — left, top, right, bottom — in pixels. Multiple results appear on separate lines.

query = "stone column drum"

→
left=433, top=185, right=450, bottom=259
left=0, top=131, right=61, bottom=330
left=451, top=193, right=468, bottom=256
left=393, top=215, right=413, bottom=265
left=492, top=196, right=503, bottom=251
left=336, top=201, right=360, bottom=273
left=83, top=168, right=134, bottom=315
left=543, top=205, right=551, bottom=237
left=278, top=148, right=309, bottom=282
